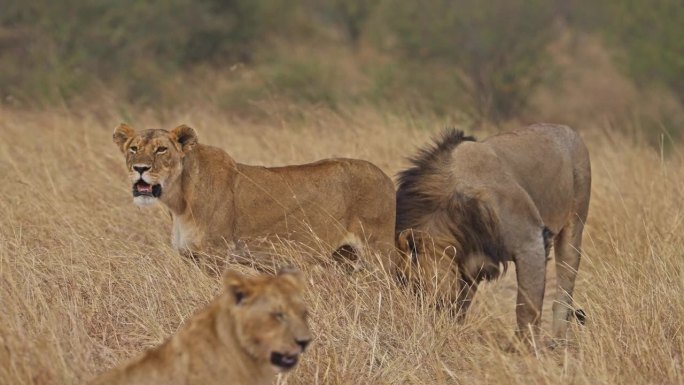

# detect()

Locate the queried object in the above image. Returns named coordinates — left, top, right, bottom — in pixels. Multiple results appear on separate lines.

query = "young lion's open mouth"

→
left=132, top=180, right=162, bottom=198
left=270, top=352, right=299, bottom=371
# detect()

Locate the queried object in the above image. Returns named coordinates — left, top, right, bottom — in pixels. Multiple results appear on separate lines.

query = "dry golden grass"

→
left=0, top=104, right=682, bottom=385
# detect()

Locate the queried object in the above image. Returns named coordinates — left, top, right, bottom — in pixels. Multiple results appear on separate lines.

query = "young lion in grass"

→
left=89, top=268, right=312, bottom=385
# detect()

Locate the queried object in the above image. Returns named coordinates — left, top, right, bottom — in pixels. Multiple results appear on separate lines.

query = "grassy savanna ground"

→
left=0, top=104, right=683, bottom=385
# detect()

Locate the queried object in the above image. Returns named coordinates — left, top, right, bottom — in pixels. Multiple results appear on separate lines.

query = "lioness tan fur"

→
left=112, top=123, right=396, bottom=270
left=90, top=268, right=312, bottom=385
left=395, top=124, right=591, bottom=343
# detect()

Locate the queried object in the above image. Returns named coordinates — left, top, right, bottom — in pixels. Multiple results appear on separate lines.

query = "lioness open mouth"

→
left=270, top=352, right=298, bottom=370
left=132, top=180, right=162, bottom=198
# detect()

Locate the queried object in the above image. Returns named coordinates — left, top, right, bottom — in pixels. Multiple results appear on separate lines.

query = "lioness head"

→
left=223, top=267, right=312, bottom=373
left=112, top=123, right=197, bottom=206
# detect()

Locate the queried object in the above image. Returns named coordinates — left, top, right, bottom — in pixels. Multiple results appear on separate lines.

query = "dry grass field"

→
left=1, top=104, right=682, bottom=385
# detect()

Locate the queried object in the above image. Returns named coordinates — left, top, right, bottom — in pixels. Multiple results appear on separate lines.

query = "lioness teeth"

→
left=282, top=356, right=296, bottom=364
left=136, top=182, right=152, bottom=192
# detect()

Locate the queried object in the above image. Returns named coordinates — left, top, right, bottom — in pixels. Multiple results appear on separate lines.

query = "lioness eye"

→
left=129, top=146, right=138, bottom=154
left=273, top=312, right=285, bottom=322
left=156, top=146, right=168, bottom=154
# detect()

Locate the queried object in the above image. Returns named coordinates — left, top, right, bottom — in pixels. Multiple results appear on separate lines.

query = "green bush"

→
left=0, top=0, right=290, bottom=104
left=573, top=0, right=684, bottom=105
left=213, top=59, right=341, bottom=116
left=268, top=60, right=340, bottom=107
left=382, top=0, right=557, bottom=122
left=314, top=0, right=380, bottom=47
left=365, top=61, right=465, bottom=117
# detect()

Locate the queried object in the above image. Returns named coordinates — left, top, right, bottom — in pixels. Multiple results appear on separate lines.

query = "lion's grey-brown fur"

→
left=395, top=124, right=591, bottom=344
left=396, top=129, right=509, bottom=282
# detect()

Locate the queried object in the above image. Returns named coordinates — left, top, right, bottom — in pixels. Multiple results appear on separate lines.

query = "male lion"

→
left=112, top=123, right=396, bottom=270
left=395, top=124, right=590, bottom=344
left=90, top=268, right=313, bottom=385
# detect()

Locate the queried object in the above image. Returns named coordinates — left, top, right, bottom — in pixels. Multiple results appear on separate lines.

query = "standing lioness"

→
left=396, top=124, right=590, bottom=345
left=113, top=124, right=396, bottom=270
left=90, top=268, right=312, bottom=385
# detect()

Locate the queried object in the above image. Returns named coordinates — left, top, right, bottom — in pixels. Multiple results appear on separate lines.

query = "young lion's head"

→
left=112, top=123, right=197, bottom=207
left=222, top=268, right=313, bottom=373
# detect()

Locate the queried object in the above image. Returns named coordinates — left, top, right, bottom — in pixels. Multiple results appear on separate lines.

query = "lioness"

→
left=90, top=268, right=312, bottom=385
left=395, top=124, right=590, bottom=344
left=112, top=123, right=396, bottom=270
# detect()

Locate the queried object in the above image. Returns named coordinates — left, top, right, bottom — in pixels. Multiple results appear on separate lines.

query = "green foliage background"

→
left=0, top=0, right=682, bottom=126
left=573, top=0, right=684, bottom=105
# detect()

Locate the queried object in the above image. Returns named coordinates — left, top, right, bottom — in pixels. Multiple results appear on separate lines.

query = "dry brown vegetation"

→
left=0, top=101, right=683, bottom=385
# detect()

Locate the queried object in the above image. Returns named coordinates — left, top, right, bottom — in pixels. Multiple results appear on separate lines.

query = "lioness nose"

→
left=133, top=165, right=150, bottom=174
left=295, top=338, right=311, bottom=351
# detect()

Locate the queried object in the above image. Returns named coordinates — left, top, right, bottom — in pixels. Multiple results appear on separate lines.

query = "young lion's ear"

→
left=397, top=229, right=423, bottom=264
left=277, top=265, right=304, bottom=287
left=113, top=123, right=135, bottom=153
left=277, top=265, right=301, bottom=277
left=223, top=270, right=252, bottom=305
left=169, top=124, right=198, bottom=153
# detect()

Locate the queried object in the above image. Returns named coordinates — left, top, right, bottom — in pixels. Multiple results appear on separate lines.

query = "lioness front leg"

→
left=513, top=239, right=547, bottom=346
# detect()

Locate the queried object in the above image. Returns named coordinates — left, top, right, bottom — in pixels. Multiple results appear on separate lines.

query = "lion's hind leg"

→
left=331, top=230, right=366, bottom=272
left=332, top=243, right=359, bottom=263
left=335, top=220, right=396, bottom=275
left=551, top=215, right=586, bottom=342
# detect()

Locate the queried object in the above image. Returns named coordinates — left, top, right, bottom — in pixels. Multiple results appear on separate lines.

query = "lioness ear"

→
left=169, top=124, right=198, bottom=153
left=397, top=229, right=422, bottom=264
left=113, top=123, right=135, bottom=153
left=223, top=270, right=252, bottom=305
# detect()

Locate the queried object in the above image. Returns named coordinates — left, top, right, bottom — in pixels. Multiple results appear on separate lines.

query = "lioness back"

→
left=89, top=268, right=312, bottom=385
left=234, top=158, right=395, bottom=250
